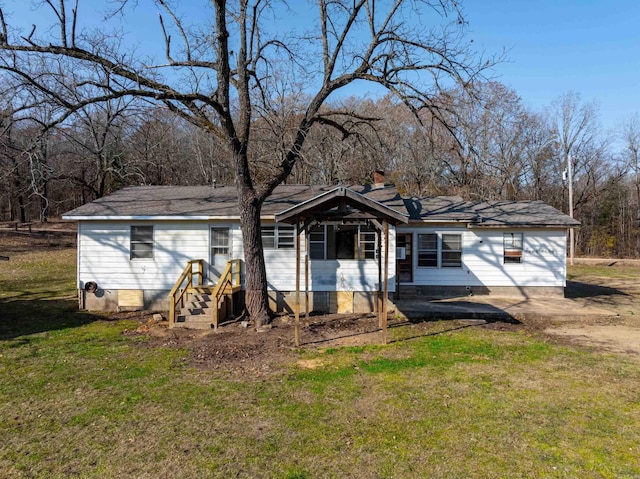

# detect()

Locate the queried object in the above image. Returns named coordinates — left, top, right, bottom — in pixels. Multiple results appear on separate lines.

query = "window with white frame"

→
left=309, top=227, right=326, bottom=260
left=503, top=233, right=523, bottom=264
left=261, top=224, right=295, bottom=250
left=277, top=225, right=295, bottom=249
left=417, top=233, right=438, bottom=267
left=211, top=227, right=230, bottom=257
left=308, top=224, right=377, bottom=260
left=358, top=226, right=376, bottom=259
left=442, top=234, right=462, bottom=267
left=417, top=233, right=463, bottom=268
left=130, top=225, right=154, bottom=260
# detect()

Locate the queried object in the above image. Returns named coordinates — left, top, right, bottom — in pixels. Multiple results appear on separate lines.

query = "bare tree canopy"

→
left=0, top=0, right=495, bottom=324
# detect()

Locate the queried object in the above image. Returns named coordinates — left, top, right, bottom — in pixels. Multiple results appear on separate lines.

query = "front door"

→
left=397, top=233, right=413, bottom=283
left=210, top=227, right=230, bottom=283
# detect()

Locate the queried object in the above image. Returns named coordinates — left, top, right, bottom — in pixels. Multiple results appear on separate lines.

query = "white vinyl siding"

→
left=78, top=221, right=241, bottom=290
left=397, top=226, right=567, bottom=287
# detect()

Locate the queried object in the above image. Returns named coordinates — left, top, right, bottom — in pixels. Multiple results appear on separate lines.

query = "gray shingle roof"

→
left=62, top=184, right=409, bottom=219
left=468, top=200, right=580, bottom=227
left=63, top=185, right=579, bottom=228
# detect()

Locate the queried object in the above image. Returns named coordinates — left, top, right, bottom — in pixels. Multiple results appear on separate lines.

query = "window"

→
left=308, top=224, right=377, bottom=260
left=418, top=233, right=438, bottom=267
left=211, top=227, right=230, bottom=257
left=358, top=226, right=377, bottom=260
left=261, top=226, right=275, bottom=249
left=130, top=225, right=154, bottom=259
left=442, top=234, right=462, bottom=267
left=417, top=233, right=463, bottom=268
left=261, top=224, right=295, bottom=250
left=309, top=227, right=326, bottom=260
left=277, top=225, right=295, bottom=249
left=504, top=233, right=523, bottom=264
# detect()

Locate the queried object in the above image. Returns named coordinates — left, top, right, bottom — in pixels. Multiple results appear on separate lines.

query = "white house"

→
left=63, top=180, right=579, bottom=321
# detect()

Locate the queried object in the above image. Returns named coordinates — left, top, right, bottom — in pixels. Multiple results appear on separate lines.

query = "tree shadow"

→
left=565, top=280, right=631, bottom=299
left=393, top=299, right=523, bottom=323
left=0, top=298, right=100, bottom=340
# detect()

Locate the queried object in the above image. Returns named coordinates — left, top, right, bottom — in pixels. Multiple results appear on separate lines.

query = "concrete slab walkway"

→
left=390, top=295, right=618, bottom=323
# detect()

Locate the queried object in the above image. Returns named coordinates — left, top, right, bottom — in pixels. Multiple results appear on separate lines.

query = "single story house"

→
left=62, top=178, right=579, bottom=318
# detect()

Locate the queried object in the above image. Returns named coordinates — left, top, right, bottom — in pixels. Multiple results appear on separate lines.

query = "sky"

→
left=463, top=0, right=640, bottom=132
left=1, top=0, right=638, bottom=133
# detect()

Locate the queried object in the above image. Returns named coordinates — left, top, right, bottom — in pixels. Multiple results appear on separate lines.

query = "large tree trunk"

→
left=237, top=184, right=271, bottom=328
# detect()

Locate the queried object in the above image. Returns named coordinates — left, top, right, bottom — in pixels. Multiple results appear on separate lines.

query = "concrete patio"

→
left=390, top=294, right=618, bottom=323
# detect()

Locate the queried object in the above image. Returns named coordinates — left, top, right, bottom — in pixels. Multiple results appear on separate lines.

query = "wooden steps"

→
left=169, top=259, right=243, bottom=330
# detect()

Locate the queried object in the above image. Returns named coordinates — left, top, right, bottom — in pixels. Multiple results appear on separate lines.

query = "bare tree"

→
left=620, top=114, right=640, bottom=254
left=0, top=0, right=493, bottom=325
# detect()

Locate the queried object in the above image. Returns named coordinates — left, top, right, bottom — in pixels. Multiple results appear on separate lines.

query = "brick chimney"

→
left=373, top=170, right=385, bottom=188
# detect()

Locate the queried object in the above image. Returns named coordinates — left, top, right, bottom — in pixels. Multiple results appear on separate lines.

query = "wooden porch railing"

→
left=211, top=259, right=242, bottom=329
left=168, top=259, right=204, bottom=327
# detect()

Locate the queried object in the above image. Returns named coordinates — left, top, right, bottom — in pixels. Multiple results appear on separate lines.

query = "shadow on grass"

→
left=393, top=299, right=523, bottom=323
left=565, top=280, right=631, bottom=299
left=0, top=298, right=101, bottom=340
left=299, top=308, right=521, bottom=347
left=388, top=315, right=521, bottom=344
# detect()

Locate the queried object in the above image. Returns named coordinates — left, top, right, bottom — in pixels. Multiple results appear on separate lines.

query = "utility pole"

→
left=568, top=154, right=574, bottom=265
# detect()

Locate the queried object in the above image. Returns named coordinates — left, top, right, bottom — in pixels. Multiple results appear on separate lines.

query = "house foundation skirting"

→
left=393, top=285, right=565, bottom=299
left=79, top=288, right=171, bottom=312
left=79, top=288, right=385, bottom=315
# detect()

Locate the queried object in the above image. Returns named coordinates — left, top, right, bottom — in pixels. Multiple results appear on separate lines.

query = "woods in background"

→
left=1, top=83, right=638, bottom=257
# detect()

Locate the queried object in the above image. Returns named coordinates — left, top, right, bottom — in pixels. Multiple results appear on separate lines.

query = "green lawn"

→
left=1, top=250, right=640, bottom=478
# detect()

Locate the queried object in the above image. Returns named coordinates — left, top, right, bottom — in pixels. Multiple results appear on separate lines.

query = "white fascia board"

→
left=62, top=215, right=238, bottom=221
left=62, top=214, right=279, bottom=221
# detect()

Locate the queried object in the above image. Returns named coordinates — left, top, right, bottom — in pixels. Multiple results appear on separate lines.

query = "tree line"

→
left=1, top=82, right=638, bottom=257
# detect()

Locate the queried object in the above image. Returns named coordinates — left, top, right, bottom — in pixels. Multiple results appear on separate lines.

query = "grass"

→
left=567, top=262, right=640, bottom=282
left=2, top=249, right=640, bottom=478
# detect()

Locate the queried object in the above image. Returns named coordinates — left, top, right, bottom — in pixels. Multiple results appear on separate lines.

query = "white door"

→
left=210, top=227, right=230, bottom=283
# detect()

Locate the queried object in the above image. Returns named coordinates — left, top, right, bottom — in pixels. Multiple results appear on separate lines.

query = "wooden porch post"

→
left=304, top=220, right=310, bottom=326
left=382, top=221, right=390, bottom=344
left=377, top=226, right=383, bottom=328
left=295, top=219, right=301, bottom=347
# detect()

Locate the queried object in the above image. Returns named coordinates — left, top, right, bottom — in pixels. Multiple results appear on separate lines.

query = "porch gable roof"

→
left=274, top=186, right=409, bottom=225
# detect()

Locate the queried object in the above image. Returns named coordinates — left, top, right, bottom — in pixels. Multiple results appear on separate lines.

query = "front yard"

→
left=1, top=237, right=639, bottom=478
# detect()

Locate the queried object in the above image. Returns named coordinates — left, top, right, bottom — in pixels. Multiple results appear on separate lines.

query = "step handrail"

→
left=169, top=259, right=204, bottom=327
left=211, top=259, right=242, bottom=328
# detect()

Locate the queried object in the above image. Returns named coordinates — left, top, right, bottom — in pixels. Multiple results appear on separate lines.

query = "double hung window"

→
left=130, top=225, right=154, bottom=259
left=261, top=224, right=295, bottom=250
left=417, top=233, right=462, bottom=268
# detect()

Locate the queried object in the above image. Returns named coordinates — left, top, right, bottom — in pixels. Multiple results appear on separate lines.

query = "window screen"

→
left=418, top=233, right=438, bottom=267
left=441, top=234, right=462, bottom=268
left=130, top=225, right=154, bottom=259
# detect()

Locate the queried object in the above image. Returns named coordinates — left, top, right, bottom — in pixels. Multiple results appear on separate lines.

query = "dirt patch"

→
left=122, top=312, right=384, bottom=374
left=544, top=325, right=640, bottom=356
